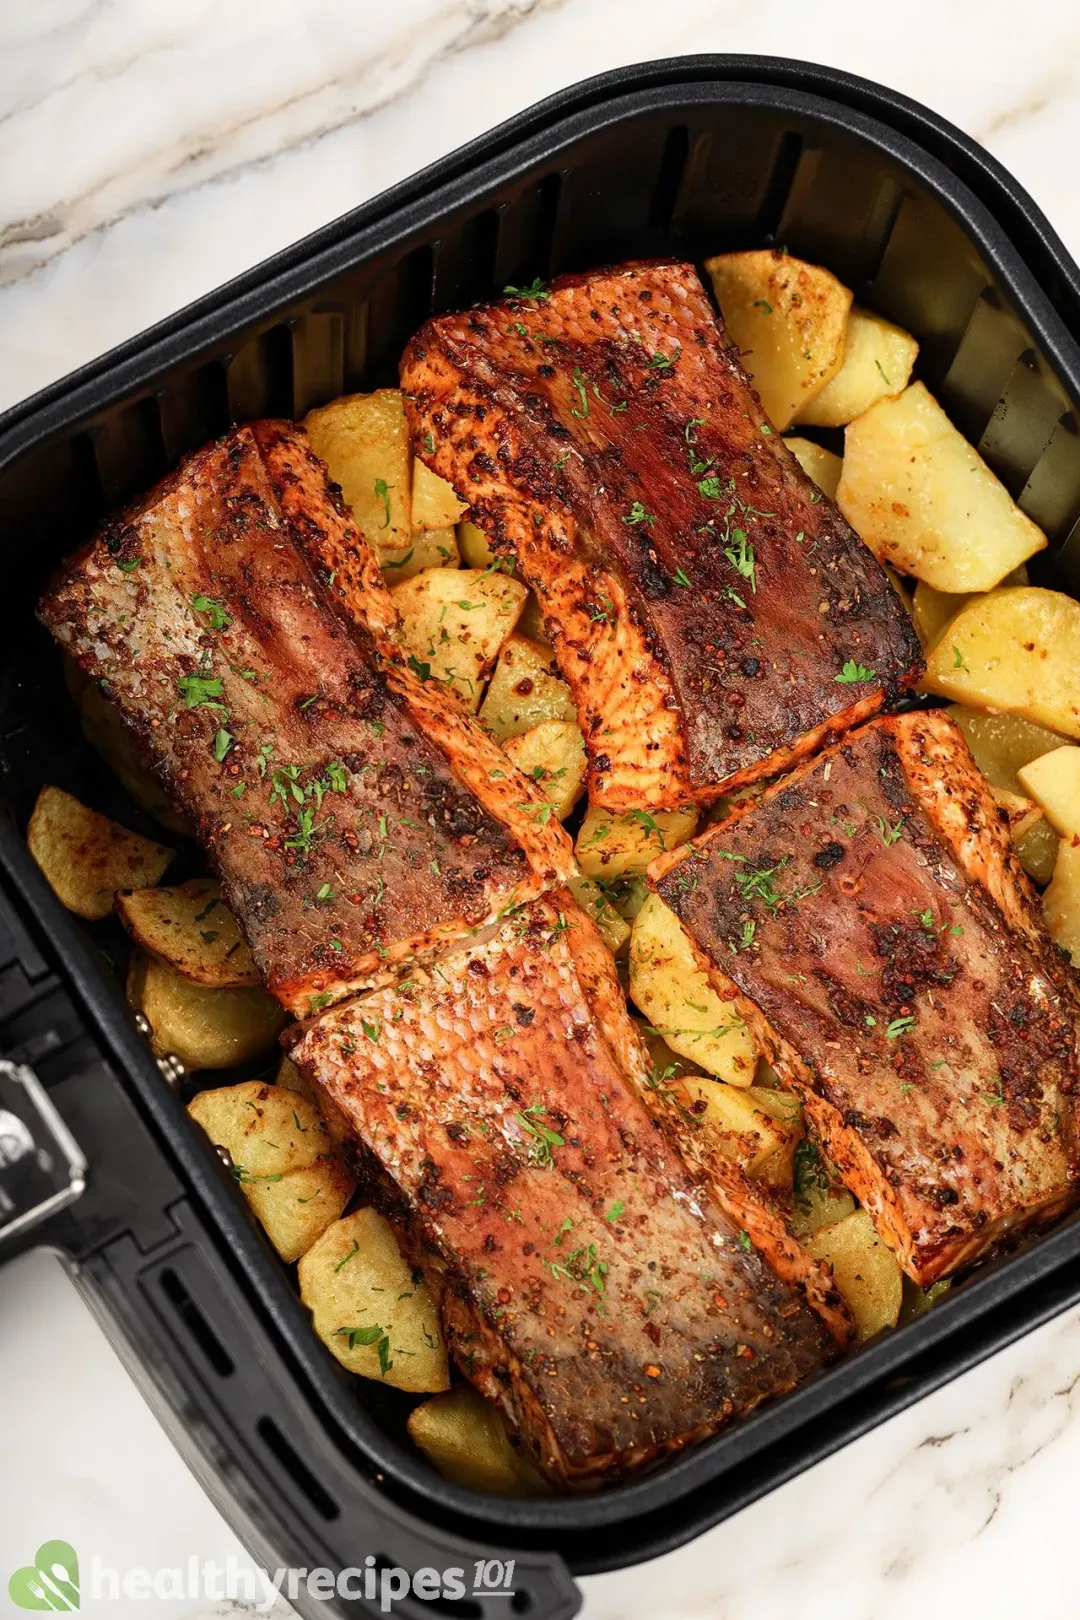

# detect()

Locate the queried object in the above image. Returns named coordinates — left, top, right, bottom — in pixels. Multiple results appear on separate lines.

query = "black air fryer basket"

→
left=3, top=56, right=1080, bottom=1620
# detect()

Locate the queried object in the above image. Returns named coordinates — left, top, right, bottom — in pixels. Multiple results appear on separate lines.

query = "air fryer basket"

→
left=4, top=56, right=1080, bottom=1618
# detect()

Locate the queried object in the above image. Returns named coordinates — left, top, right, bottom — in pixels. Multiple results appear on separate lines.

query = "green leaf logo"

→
left=8, top=1541, right=80, bottom=1610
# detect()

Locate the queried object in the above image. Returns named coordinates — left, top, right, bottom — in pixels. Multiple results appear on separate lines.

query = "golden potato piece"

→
left=274, top=1055, right=354, bottom=1151
left=115, top=878, right=257, bottom=987
left=503, top=720, right=586, bottom=821
left=911, top=565, right=1028, bottom=651
left=28, top=786, right=172, bottom=921
left=1043, top=840, right=1080, bottom=965
left=298, top=1208, right=448, bottom=1393
left=407, top=1387, right=548, bottom=1496
left=948, top=704, right=1068, bottom=790
left=411, top=458, right=466, bottom=531
left=478, top=633, right=575, bottom=741
left=838, top=382, right=1047, bottom=591
left=681, top=1075, right=802, bottom=1187
left=629, top=892, right=757, bottom=1084
left=380, top=527, right=459, bottom=581
left=1016, top=816, right=1060, bottom=886
left=575, top=804, right=698, bottom=881
left=1017, top=746, right=1080, bottom=839
left=188, top=1081, right=352, bottom=1262
left=797, top=306, right=918, bottom=428
left=304, top=389, right=412, bottom=561
left=923, top=588, right=1080, bottom=737
left=789, top=1137, right=857, bottom=1240
left=515, top=593, right=550, bottom=645
left=991, top=788, right=1042, bottom=846
left=65, top=658, right=189, bottom=833
left=784, top=436, right=843, bottom=500
left=457, top=519, right=495, bottom=568
left=565, top=872, right=631, bottom=955
left=803, top=1209, right=902, bottom=1341
left=128, top=952, right=286, bottom=1071
left=392, top=567, right=527, bottom=711
left=705, top=250, right=851, bottom=430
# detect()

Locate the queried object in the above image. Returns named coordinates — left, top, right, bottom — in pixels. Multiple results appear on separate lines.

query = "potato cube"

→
left=128, top=952, right=286, bottom=1071
left=838, top=382, right=1047, bottom=590
left=1043, top=840, right=1080, bottom=965
left=407, top=1387, right=548, bottom=1495
left=115, top=878, right=257, bottom=987
left=478, top=633, right=576, bottom=740
left=680, top=1076, right=802, bottom=1186
left=411, top=458, right=466, bottom=531
left=188, top=1081, right=353, bottom=1262
left=28, top=786, right=173, bottom=920
left=947, top=704, right=1068, bottom=791
left=991, top=788, right=1043, bottom=847
left=304, top=389, right=412, bottom=561
left=392, top=567, right=527, bottom=711
left=784, top=436, right=843, bottom=500
left=65, top=658, right=189, bottom=833
left=923, top=587, right=1080, bottom=736
left=298, top=1208, right=448, bottom=1393
left=629, top=892, right=757, bottom=1084
left=457, top=519, right=495, bottom=568
left=274, top=1054, right=354, bottom=1150
left=575, top=803, right=698, bottom=881
left=503, top=720, right=586, bottom=820
left=1017, top=746, right=1080, bottom=838
left=803, top=1209, right=902, bottom=1340
left=380, top=527, right=460, bottom=581
left=797, top=307, right=918, bottom=428
left=565, top=872, right=631, bottom=955
left=911, top=566, right=1028, bottom=651
left=705, top=250, right=852, bottom=430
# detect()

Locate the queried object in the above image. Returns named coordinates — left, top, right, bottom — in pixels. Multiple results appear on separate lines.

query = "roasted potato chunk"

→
left=380, top=526, right=459, bottom=581
left=838, top=383, right=1047, bottom=590
left=304, top=389, right=412, bottom=561
left=28, top=786, right=172, bottom=920
left=115, top=878, right=257, bottom=987
left=796, top=307, right=918, bottom=428
left=681, top=1075, right=802, bottom=1186
left=911, top=565, right=1028, bottom=651
left=789, top=1137, right=856, bottom=1240
left=705, top=250, right=852, bottom=430
left=803, top=1209, right=902, bottom=1340
left=407, top=1386, right=548, bottom=1495
left=456, top=518, right=495, bottom=568
left=298, top=1208, right=448, bottom=1393
left=1043, top=841, right=1080, bottom=965
left=923, top=588, right=1080, bottom=736
left=784, top=436, right=843, bottom=500
left=575, top=804, right=698, bottom=881
left=565, top=872, right=631, bottom=954
left=503, top=720, right=587, bottom=820
left=128, top=952, right=286, bottom=1071
left=274, top=1054, right=354, bottom=1151
left=1017, top=746, right=1080, bottom=838
left=478, top=632, right=576, bottom=740
left=948, top=703, right=1064, bottom=883
left=411, top=458, right=466, bottom=531
left=629, top=892, right=757, bottom=1084
left=392, top=567, right=528, bottom=710
left=188, top=1081, right=353, bottom=1262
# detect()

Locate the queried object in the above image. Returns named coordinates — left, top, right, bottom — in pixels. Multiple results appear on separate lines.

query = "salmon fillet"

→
left=291, top=897, right=836, bottom=1488
left=653, top=710, right=1080, bottom=1284
left=400, top=260, right=922, bottom=811
left=38, top=421, right=570, bottom=1014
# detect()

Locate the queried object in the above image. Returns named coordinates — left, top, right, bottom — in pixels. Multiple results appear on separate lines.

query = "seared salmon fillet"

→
left=400, top=260, right=922, bottom=810
left=654, top=710, right=1080, bottom=1284
left=38, top=421, right=570, bottom=1014
left=291, top=897, right=836, bottom=1487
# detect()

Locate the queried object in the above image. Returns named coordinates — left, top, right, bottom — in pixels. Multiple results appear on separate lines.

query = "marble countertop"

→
left=3, top=2, right=1080, bottom=1616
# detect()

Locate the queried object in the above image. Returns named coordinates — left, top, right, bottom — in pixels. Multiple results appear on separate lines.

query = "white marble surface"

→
left=3, top=2, right=1080, bottom=1616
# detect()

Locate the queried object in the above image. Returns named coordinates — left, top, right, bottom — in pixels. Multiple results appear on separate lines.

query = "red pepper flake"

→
left=643, top=1364, right=662, bottom=1379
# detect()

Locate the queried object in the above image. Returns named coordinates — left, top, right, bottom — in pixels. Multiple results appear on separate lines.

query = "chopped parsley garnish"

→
left=621, top=501, right=656, bottom=527
left=212, top=727, right=233, bottom=762
left=361, top=1015, right=382, bottom=1045
left=334, top=1240, right=361, bottom=1272
left=570, top=368, right=590, bottom=419
left=723, top=528, right=756, bottom=592
left=875, top=815, right=905, bottom=846
left=835, top=660, right=876, bottom=684
left=736, top=1230, right=753, bottom=1251
left=753, top=299, right=773, bottom=314
left=605, top=1201, right=625, bottom=1223
left=885, top=1015, right=917, bottom=1040
left=514, top=1100, right=564, bottom=1169
left=116, top=556, right=142, bottom=572
left=192, top=594, right=231, bottom=630
left=177, top=673, right=227, bottom=711
left=646, top=346, right=681, bottom=372
left=671, top=566, right=692, bottom=587
left=373, top=478, right=392, bottom=528
left=423, top=432, right=435, bottom=453
left=382, top=548, right=414, bottom=570
left=503, top=277, right=549, bottom=301
left=407, top=654, right=432, bottom=681
left=952, top=645, right=970, bottom=672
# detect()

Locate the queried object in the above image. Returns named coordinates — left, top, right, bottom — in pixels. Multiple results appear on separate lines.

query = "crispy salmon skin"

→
left=401, top=260, right=922, bottom=809
left=292, top=897, right=835, bottom=1487
left=38, top=421, right=568, bottom=1013
left=654, top=711, right=1080, bottom=1284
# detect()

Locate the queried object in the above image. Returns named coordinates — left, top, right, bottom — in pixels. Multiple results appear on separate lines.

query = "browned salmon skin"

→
left=292, top=896, right=834, bottom=1488
left=38, top=421, right=569, bottom=1014
left=654, top=711, right=1080, bottom=1284
left=401, top=260, right=922, bottom=810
